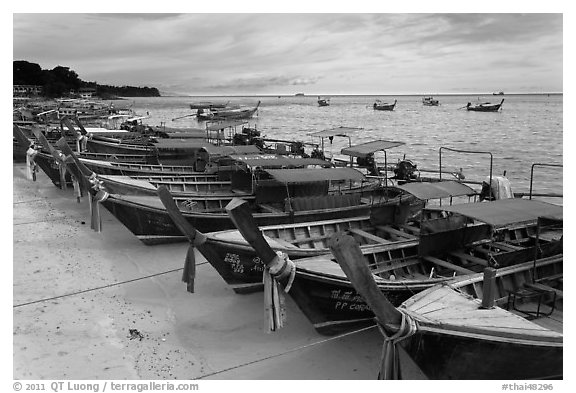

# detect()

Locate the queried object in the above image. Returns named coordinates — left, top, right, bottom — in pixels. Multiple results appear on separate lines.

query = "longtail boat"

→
left=157, top=185, right=424, bottom=293
left=225, top=196, right=562, bottom=335
left=329, top=225, right=562, bottom=380
left=466, top=99, right=504, bottom=112
left=373, top=99, right=397, bottom=111
left=196, top=101, right=260, bottom=121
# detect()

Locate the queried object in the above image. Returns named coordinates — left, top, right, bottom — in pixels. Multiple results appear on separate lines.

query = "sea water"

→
left=121, top=94, right=563, bottom=200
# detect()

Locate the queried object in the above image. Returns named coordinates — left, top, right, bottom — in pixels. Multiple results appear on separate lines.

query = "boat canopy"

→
left=227, top=154, right=332, bottom=168
left=308, top=126, right=363, bottom=138
left=151, top=140, right=208, bottom=149
left=341, top=140, right=405, bottom=158
left=199, top=145, right=262, bottom=156
left=424, top=198, right=563, bottom=228
left=398, top=181, right=476, bottom=200
left=205, top=120, right=249, bottom=131
left=263, top=167, right=365, bottom=184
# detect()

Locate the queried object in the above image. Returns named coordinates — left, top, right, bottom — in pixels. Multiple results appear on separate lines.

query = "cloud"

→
left=12, top=13, right=563, bottom=94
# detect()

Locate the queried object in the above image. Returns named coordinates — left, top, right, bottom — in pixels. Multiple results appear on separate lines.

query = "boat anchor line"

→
left=12, top=262, right=208, bottom=308
left=194, top=324, right=377, bottom=380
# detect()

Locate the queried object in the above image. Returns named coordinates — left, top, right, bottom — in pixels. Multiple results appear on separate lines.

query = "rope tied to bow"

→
left=88, top=173, right=109, bottom=232
left=25, top=146, right=38, bottom=181
left=263, top=251, right=296, bottom=332
left=377, top=309, right=418, bottom=380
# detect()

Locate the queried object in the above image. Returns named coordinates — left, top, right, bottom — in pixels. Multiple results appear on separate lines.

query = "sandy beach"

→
left=12, top=163, right=392, bottom=380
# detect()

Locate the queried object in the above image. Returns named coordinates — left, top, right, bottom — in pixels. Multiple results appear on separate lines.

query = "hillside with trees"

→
left=13, top=60, right=161, bottom=98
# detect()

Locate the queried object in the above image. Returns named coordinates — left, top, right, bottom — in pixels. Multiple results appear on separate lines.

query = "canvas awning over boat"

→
left=151, top=140, right=208, bottom=149
left=228, top=154, right=332, bottom=168
left=205, top=120, right=248, bottom=131
left=424, top=198, right=563, bottom=228
left=199, top=145, right=262, bottom=155
left=308, top=126, right=363, bottom=138
left=341, top=140, right=405, bottom=158
left=398, top=181, right=476, bottom=200
left=263, top=167, right=365, bottom=184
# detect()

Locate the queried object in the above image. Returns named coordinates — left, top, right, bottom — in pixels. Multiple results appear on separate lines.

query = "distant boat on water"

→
left=318, top=97, right=330, bottom=107
left=466, top=99, right=504, bottom=112
left=493, top=91, right=505, bottom=95
left=422, top=96, right=439, bottom=106
left=373, top=99, right=397, bottom=111
left=295, top=93, right=305, bottom=97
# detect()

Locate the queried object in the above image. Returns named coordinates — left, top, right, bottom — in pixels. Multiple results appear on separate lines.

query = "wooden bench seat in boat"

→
left=348, top=228, right=392, bottom=244
left=370, top=257, right=421, bottom=275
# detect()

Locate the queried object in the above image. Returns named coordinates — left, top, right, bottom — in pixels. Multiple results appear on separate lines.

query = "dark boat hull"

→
left=402, top=328, right=562, bottom=379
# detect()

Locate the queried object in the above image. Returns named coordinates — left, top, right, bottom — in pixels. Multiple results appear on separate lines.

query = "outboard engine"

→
left=310, top=148, right=325, bottom=160
left=480, top=175, right=514, bottom=201
left=394, top=159, right=418, bottom=181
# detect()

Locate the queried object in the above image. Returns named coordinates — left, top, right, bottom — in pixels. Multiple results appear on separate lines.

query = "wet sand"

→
left=12, top=163, right=390, bottom=380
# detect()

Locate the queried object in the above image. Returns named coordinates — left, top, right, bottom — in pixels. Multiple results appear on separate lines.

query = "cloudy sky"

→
left=12, top=11, right=563, bottom=96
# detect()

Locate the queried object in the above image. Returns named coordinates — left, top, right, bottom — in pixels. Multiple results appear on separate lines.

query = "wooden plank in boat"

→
left=449, top=250, right=490, bottom=266
left=492, top=241, right=525, bottom=252
left=375, top=225, right=414, bottom=239
left=371, top=258, right=420, bottom=274
left=290, top=234, right=333, bottom=245
left=422, top=256, right=476, bottom=275
left=348, top=228, right=392, bottom=244
left=259, top=204, right=284, bottom=213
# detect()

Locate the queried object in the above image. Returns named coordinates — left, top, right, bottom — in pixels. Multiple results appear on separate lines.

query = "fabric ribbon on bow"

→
left=88, top=173, right=109, bottom=232
left=54, top=151, right=68, bottom=190
left=263, top=251, right=296, bottom=332
left=377, top=309, right=418, bottom=380
left=181, top=234, right=206, bottom=294
left=25, top=146, right=38, bottom=181
left=76, top=133, right=91, bottom=152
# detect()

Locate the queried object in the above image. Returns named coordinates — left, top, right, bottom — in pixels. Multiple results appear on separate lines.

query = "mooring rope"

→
left=13, top=262, right=208, bottom=308
left=194, top=324, right=378, bottom=380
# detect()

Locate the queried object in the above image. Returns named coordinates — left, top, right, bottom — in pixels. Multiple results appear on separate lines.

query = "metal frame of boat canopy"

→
left=205, top=119, right=250, bottom=146
left=529, top=163, right=563, bottom=200
left=308, top=126, right=363, bottom=161
left=439, top=147, right=493, bottom=194
left=340, top=140, right=405, bottom=187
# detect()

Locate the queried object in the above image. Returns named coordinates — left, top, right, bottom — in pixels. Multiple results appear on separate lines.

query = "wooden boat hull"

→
left=466, top=99, right=504, bottom=112
left=96, top=174, right=234, bottom=197
left=80, top=159, right=201, bottom=177
left=289, top=264, right=443, bottom=335
left=101, top=195, right=388, bottom=245
left=401, top=320, right=562, bottom=379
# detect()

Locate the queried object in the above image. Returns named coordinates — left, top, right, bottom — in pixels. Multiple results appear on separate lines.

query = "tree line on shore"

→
left=13, top=60, right=161, bottom=98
